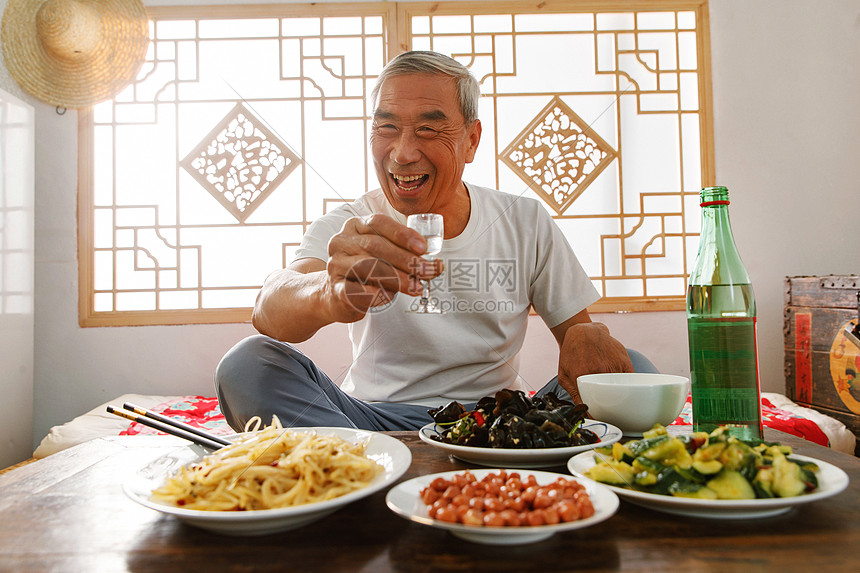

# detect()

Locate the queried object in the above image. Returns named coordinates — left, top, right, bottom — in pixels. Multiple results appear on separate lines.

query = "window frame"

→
left=78, top=0, right=714, bottom=326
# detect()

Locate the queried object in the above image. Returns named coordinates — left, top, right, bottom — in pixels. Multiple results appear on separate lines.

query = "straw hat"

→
left=1, top=0, right=149, bottom=108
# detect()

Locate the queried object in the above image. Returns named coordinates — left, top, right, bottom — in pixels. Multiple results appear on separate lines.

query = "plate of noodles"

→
left=123, top=424, right=412, bottom=536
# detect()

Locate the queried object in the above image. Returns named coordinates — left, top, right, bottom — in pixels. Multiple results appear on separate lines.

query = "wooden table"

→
left=1, top=429, right=857, bottom=572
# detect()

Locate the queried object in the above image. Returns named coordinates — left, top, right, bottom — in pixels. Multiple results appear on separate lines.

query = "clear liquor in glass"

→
left=406, top=213, right=444, bottom=314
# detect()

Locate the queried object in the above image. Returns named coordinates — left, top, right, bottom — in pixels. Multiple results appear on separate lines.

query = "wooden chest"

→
left=784, top=275, right=860, bottom=455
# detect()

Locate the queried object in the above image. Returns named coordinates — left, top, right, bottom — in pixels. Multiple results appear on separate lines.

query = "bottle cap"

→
left=700, top=186, right=729, bottom=207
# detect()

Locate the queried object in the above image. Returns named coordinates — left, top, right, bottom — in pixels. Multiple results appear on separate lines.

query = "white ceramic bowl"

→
left=577, top=373, right=690, bottom=436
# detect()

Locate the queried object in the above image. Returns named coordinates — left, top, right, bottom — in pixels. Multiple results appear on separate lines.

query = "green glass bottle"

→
left=686, top=186, right=763, bottom=440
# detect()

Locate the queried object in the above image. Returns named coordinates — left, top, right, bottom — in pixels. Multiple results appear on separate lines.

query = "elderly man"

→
left=215, top=50, right=654, bottom=432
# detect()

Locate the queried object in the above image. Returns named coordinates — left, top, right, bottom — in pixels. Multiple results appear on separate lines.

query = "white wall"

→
left=707, top=1, right=860, bottom=393
left=0, top=88, right=34, bottom=468
left=0, top=0, right=857, bottom=454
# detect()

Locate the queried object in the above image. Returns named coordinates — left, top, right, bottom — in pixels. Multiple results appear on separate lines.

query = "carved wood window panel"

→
left=78, top=1, right=714, bottom=326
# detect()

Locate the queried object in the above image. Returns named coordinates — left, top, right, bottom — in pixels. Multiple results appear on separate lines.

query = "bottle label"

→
left=687, top=316, right=763, bottom=438
left=692, top=388, right=761, bottom=422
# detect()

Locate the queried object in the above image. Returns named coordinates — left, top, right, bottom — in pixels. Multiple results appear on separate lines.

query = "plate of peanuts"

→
left=385, top=468, right=619, bottom=544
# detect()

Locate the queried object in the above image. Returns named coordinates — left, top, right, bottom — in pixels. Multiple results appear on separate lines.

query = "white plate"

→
left=124, top=427, right=412, bottom=536
left=567, top=452, right=849, bottom=519
left=419, top=419, right=622, bottom=468
left=385, top=468, right=619, bottom=544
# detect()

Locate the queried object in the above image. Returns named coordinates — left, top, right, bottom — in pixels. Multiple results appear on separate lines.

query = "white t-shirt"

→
left=293, top=183, right=599, bottom=405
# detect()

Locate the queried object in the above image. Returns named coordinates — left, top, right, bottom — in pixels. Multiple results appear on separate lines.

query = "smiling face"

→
left=370, top=73, right=481, bottom=224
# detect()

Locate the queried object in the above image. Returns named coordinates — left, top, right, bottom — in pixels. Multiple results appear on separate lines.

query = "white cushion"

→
left=33, top=394, right=177, bottom=459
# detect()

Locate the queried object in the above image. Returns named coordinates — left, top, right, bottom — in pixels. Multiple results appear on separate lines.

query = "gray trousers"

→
left=215, top=334, right=658, bottom=432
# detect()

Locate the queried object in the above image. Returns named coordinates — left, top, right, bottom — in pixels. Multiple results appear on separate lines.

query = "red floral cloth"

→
left=670, top=395, right=830, bottom=447
left=118, top=394, right=832, bottom=448
left=119, top=396, right=234, bottom=436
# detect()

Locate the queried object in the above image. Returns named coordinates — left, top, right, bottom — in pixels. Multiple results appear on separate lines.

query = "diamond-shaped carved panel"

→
left=501, top=96, right=617, bottom=215
left=181, top=103, right=301, bottom=222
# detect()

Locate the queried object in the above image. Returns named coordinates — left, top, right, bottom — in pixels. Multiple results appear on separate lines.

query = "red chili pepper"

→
left=473, top=411, right=485, bottom=427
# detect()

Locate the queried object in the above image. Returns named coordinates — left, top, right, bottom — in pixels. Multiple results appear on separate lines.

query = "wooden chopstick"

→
left=106, top=406, right=227, bottom=451
left=122, top=402, right=232, bottom=447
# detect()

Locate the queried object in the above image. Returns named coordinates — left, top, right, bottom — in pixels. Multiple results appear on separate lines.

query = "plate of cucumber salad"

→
left=567, top=426, right=849, bottom=519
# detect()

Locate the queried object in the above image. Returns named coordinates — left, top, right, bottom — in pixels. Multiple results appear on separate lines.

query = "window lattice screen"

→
left=78, top=1, right=713, bottom=326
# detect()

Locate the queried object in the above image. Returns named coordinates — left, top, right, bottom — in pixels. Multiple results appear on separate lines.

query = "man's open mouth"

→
left=391, top=173, right=429, bottom=192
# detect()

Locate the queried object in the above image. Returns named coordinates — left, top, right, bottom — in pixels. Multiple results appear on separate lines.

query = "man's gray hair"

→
left=371, top=51, right=481, bottom=124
